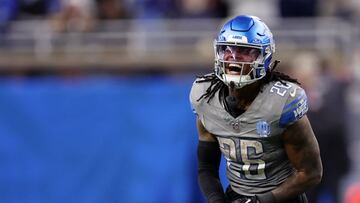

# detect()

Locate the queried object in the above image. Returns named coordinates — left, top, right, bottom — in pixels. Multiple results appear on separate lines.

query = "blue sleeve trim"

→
left=279, top=94, right=309, bottom=128
left=283, top=93, right=306, bottom=113
left=189, top=99, right=197, bottom=115
left=191, top=105, right=197, bottom=115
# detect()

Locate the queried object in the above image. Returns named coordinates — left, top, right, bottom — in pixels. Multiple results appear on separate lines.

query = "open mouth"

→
left=226, top=64, right=243, bottom=75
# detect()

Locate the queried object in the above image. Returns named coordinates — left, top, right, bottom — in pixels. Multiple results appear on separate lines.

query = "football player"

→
left=190, top=15, right=323, bottom=203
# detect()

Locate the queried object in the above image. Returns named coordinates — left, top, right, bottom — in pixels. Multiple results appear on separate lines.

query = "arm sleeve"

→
left=197, top=141, right=226, bottom=203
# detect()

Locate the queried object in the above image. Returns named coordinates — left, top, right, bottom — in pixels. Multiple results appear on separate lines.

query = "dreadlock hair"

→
left=196, top=73, right=225, bottom=103
left=196, top=60, right=301, bottom=103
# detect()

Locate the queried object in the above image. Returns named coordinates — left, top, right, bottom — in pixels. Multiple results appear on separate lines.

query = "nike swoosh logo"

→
left=290, top=88, right=297, bottom=97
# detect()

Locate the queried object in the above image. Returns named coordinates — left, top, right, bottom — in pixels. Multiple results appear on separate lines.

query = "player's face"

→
left=220, top=45, right=260, bottom=75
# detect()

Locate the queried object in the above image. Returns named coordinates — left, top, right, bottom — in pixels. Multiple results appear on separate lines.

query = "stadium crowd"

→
left=1, top=0, right=360, bottom=33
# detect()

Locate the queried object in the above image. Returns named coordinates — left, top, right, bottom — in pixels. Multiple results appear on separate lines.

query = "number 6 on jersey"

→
left=218, top=137, right=266, bottom=180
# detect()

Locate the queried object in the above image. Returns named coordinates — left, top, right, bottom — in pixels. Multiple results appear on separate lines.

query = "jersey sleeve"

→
left=279, top=85, right=309, bottom=128
left=189, top=79, right=205, bottom=116
left=189, top=81, right=198, bottom=115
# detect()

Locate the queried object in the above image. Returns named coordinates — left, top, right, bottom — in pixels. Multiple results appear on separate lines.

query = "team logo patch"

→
left=256, top=121, right=271, bottom=137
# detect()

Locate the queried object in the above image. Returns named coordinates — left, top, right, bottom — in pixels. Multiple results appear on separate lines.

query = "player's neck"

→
left=227, top=81, right=261, bottom=109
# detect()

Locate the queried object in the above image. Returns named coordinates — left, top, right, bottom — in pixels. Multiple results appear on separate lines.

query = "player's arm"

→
left=262, top=116, right=323, bottom=203
left=196, top=118, right=226, bottom=203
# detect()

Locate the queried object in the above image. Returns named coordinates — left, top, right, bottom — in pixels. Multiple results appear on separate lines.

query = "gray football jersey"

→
left=190, top=77, right=309, bottom=196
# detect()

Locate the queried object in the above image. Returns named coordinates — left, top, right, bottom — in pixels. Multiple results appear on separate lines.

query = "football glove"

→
left=231, top=196, right=258, bottom=203
left=231, top=192, right=276, bottom=203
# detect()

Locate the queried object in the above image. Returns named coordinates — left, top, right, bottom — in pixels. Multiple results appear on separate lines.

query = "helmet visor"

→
left=216, top=45, right=261, bottom=63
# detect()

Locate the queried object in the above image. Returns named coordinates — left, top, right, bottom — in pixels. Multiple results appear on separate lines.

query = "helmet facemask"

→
left=214, top=42, right=272, bottom=89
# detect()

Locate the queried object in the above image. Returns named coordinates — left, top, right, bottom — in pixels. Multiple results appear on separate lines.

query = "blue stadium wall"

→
left=0, top=75, right=228, bottom=203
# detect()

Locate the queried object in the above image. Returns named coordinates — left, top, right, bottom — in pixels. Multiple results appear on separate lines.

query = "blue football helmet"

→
left=214, top=15, right=275, bottom=88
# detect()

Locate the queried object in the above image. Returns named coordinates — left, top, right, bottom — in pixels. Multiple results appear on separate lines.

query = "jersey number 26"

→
left=218, top=137, right=266, bottom=180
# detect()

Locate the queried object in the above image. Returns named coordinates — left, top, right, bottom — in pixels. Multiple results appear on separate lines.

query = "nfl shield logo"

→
left=256, top=121, right=271, bottom=137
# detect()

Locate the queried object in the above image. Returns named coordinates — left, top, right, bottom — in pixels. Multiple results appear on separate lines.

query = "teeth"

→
left=229, top=64, right=242, bottom=68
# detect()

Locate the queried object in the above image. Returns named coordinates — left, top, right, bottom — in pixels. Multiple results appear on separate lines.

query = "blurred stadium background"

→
left=0, top=0, right=360, bottom=203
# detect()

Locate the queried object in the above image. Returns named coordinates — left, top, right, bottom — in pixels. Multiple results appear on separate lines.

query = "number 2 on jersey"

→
left=270, top=81, right=291, bottom=97
left=218, top=138, right=266, bottom=180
